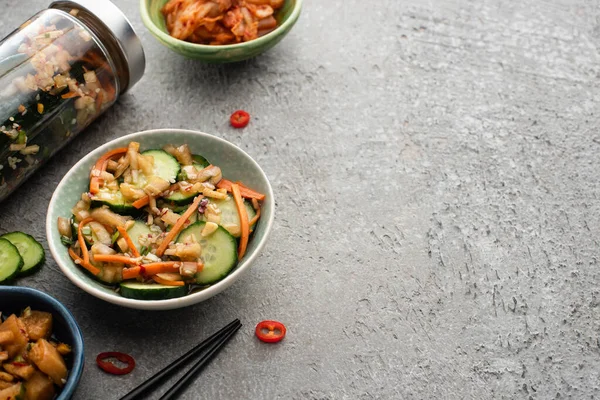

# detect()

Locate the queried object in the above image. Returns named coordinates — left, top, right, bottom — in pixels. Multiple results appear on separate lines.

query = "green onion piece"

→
left=111, top=231, right=119, bottom=243
left=60, top=235, right=73, bottom=246
left=13, top=354, right=25, bottom=363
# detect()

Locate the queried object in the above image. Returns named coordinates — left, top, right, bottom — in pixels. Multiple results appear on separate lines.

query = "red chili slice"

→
left=255, top=320, right=286, bottom=343
left=96, top=352, right=135, bottom=375
left=230, top=110, right=250, bottom=128
left=11, top=362, right=28, bottom=367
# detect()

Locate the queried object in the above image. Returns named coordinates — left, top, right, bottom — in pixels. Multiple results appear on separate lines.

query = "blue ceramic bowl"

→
left=0, top=287, right=84, bottom=400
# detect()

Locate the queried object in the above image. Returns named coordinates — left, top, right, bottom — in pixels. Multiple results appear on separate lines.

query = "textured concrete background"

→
left=1, top=0, right=600, bottom=398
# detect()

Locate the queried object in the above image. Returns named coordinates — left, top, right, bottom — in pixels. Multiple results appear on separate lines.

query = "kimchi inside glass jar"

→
left=0, top=3, right=144, bottom=202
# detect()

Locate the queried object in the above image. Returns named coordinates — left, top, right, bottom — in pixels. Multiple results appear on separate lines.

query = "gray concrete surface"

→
left=1, top=0, right=600, bottom=398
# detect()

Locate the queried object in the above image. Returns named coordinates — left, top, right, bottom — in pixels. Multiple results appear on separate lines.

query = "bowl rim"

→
left=46, top=128, right=275, bottom=310
left=0, top=286, right=85, bottom=399
left=140, top=0, right=303, bottom=51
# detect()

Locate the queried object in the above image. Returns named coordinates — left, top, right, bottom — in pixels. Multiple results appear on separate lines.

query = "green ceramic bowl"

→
left=46, top=129, right=274, bottom=311
left=140, top=0, right=303, bottom=62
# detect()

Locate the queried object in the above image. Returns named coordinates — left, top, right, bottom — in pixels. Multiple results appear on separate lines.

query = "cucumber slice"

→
left=93, top=265, right=124, bottom=286
left=164, top=189, right=198, bottom=205
left=91, top=189, right=137, bottom=215
left=120, top=282, right=186, bottom=300
left=127, top=221, right=152, bottom=252
left=175, top=155, right=211, bottom=183
left=0, top=238, right=23, bottom=283
left=201, top=196, right=256, bottom=237
left=142, top=150, right=180, bottom=183
left=193, top=154, right=210, bottom=168
left=78, top=222, right=99, bottom=246
left=0, top=232, right=45, bottom=276
left=176, top=221, right=237, bottom=285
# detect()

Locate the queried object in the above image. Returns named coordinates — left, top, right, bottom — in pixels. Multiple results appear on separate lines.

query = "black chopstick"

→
left=120, top=319, right=242, bottom=400
left=159, top=322, right=242, bottom=400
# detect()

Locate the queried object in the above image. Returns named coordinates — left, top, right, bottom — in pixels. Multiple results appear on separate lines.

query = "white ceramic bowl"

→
left=46, top=129, right=274, bottom=310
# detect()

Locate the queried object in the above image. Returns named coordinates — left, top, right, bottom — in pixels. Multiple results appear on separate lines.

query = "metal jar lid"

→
left=50, top=0, right=146, bottom=93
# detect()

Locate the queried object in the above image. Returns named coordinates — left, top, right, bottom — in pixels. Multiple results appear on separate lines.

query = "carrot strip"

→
left=122, top=267, right=140, bottom=280
left=121, top=262, right=181, bottom=280
left=231, top=184, right=249, bottom=260
left=68, top=246, right=100, bottom=276
left=61, top=92, right=80, bottom=99
left=93, top=254, right=140, bottom=265
left=132, top=196, right=149, bottom=209
left=248, top=206, right=261, bottom=227
left=156, top=196, right=204, bottom=257
left=144, top=262, right=181, bottom=274
left=93, top=148, right=128, bottom=172
left=89, top=178, right=100, bottom=193
left=89, top=147, right=128, bottom=194
left=78, top=217, right=94, bottom=266
left=153, top=276, right=185, bottom=286
left=117, top=226, right=140, bottom=257
left=216, top=179, right=266, bottom=201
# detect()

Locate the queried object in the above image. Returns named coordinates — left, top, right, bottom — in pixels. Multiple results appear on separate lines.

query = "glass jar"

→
left=0, top=0, right=145, bottom=202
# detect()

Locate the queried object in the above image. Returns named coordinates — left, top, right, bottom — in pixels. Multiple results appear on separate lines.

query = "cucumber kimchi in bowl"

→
left=46, top=129, right=274, bottom=311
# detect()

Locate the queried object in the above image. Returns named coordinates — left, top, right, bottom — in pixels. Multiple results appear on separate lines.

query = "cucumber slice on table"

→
left=0, top=232, right=44, bottom=276
left=120, top=282, right=186, bottom=300
left=202, top=196, right=257, bottom=237
left=0, top=238, right=23, bottom=283
left=127, top=221, right=152, bottom=252
left=141, top=149, right=180, bottom=183
left=176, top=221, right=237, bottom=285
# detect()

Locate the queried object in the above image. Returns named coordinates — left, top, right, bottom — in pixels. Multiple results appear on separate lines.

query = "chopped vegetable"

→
left=20, top=310, right=52, bottom=341
left=156, top=195, right=204, bottom=257
left=216, top=179, right=266, bottom=201
left=25, top=371, right=55, bottom=400
left=230, top=110, right=250, bottom=128
left=89, top=148, right=128, bottom=195
left=117, top=226, right=140, bottom=257
left=255, top=320, right=286, bottom=343
left=231, top=184, right=249, bottom=260
left=29, top=339, right=68, bottom=386
left=96, top=352, right=135, bottom=375
left=153, top=275, right=185, bottom=286
left=0, top=316, right=28, bottom=358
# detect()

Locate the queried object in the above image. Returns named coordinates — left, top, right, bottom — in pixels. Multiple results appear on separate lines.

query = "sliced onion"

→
left=57, top=217, right=72, bottom=238
left=156, top=272, right=184, bottom=281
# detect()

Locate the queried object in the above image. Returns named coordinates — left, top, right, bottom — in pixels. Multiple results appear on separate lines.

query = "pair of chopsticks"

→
left=120, top=319, right=242, bottom=400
